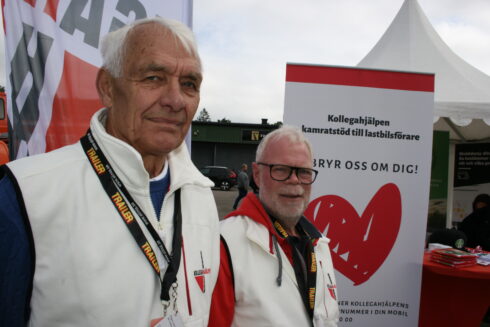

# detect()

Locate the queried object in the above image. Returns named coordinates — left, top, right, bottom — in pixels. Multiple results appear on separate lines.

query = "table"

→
left=419, top=252, right=490, bottom=327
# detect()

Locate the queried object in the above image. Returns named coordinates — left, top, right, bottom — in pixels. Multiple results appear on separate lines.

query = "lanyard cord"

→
left=81, top=130, right=182, bottom=302
left=273, top=219, right=317, bottom=323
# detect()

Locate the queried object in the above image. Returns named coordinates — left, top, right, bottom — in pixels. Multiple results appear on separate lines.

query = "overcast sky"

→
left=193, top=0, right=490, bottom=124
left=1, top=0, right=490, bottom=124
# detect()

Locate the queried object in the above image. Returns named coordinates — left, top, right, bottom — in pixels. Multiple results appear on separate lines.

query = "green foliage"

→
left=217, top=117, right=231, bottom=123
left=196, top=108, right=211, bottom=122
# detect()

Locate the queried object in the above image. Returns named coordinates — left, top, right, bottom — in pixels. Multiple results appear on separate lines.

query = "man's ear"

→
left=252, top=162, right=260, bottom=186
left=96, top=68, right=114, bottom=108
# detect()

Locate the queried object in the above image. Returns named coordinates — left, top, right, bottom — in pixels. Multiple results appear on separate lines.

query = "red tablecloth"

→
left=419, top=252, right=490, bottom=327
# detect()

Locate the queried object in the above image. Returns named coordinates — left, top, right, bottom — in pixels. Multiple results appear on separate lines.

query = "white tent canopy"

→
left=358, top=0, right=490, bottom=142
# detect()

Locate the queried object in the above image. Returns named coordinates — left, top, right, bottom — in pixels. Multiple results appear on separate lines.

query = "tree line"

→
left=195, top=108, right=282, bottom=126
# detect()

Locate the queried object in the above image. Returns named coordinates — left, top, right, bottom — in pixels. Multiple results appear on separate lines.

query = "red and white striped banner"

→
left=2, top=0, right=192, bottom=159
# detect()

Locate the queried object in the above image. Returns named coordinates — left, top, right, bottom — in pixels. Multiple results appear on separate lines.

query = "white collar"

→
left=150, top=160, right=169, bottom=182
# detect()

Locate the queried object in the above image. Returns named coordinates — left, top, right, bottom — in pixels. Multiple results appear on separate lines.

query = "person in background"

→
left=232, top=163, right=249, bottom=209
left=0, top=17, right=220, bottom=326
left=209, top=125, right=339, bottom=327
left=459, top=193, right=490, bottom=250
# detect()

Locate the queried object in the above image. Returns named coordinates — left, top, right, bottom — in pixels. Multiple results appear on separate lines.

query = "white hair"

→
left=255, top=125, right=313, bottom=161
left=100, top=17, right=200, bottom=77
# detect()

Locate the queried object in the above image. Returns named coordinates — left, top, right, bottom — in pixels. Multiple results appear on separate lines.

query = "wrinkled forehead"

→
left=123, top=22, right=201, bottom=69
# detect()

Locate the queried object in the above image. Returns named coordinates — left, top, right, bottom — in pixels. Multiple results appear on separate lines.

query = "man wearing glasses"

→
left=208, top=126, right=339, bottom=327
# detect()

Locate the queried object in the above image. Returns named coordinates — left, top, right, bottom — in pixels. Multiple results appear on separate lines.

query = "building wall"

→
left=191, top=121, right=278, bottom=172
left=191, top=141, right=215, bottom=169
left=191, top=140, right=257, bottom=172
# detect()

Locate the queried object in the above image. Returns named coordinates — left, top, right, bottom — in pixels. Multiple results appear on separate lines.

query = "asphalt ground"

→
left=211, top=187, right=239, bottom=220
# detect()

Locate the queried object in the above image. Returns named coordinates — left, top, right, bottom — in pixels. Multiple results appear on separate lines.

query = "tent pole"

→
left=443, top=118, right=467, bottom=142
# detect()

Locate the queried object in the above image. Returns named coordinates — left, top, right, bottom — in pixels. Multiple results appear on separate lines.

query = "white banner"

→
left=3, top=0, right=192, bottom=159
left=284, top=64, right=434, bottom=327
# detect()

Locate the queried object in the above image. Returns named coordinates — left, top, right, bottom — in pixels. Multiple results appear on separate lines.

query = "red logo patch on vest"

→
left=194, top=268, right=211, bottom=293
left=327, top=284, right=337, bottom=300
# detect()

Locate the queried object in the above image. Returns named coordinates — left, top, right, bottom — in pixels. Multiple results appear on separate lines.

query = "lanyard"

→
left=80, top=130, right=182, bottom=303
left=273, top=218, right=317, bottom=322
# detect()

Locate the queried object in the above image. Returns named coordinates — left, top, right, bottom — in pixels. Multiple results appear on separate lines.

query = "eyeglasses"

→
left=257, top=162, right=318, bottom=185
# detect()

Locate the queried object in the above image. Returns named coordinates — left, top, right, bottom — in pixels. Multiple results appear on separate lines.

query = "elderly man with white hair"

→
left=0, top=18, right=219, bottom=326
left=209, top=126, right=339, bottom=327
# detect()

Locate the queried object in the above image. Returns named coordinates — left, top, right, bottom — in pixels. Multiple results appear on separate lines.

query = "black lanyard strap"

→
left=81, top=129, right=182, bottom=302
left=161, top=187, right=182, bottom=302
left=273, top=218, right=317, bottom=323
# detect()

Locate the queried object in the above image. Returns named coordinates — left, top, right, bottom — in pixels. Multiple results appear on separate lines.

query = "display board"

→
left=284, top=64, right=434, bottom=326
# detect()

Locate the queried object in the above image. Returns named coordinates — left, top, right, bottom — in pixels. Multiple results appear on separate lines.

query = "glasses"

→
left=257, top=162, right=318, bottom=185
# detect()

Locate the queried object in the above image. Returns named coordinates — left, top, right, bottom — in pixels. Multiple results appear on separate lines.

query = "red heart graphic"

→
left=304, top=183, right=401, bottom=286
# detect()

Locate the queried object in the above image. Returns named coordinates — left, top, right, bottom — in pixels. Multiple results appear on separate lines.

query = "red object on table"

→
left=419, top=252, right=490, bottom=327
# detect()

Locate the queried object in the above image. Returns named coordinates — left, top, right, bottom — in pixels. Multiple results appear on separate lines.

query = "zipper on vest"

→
left=158, top=190, right=173, bottom=230
left=155, top=210, right=163, bottom=231
left=158, top=188, right=179, bottom=230
left=154, top=207, right=164, bottom=231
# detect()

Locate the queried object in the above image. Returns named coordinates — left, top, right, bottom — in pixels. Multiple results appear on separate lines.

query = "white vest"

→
left=221, top=216, right=339, bottom=327
left=8, top=109, right=220, bottom=327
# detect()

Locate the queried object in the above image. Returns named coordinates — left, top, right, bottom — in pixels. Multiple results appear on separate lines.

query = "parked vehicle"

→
left=200, top=166, right=237, bottom=191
